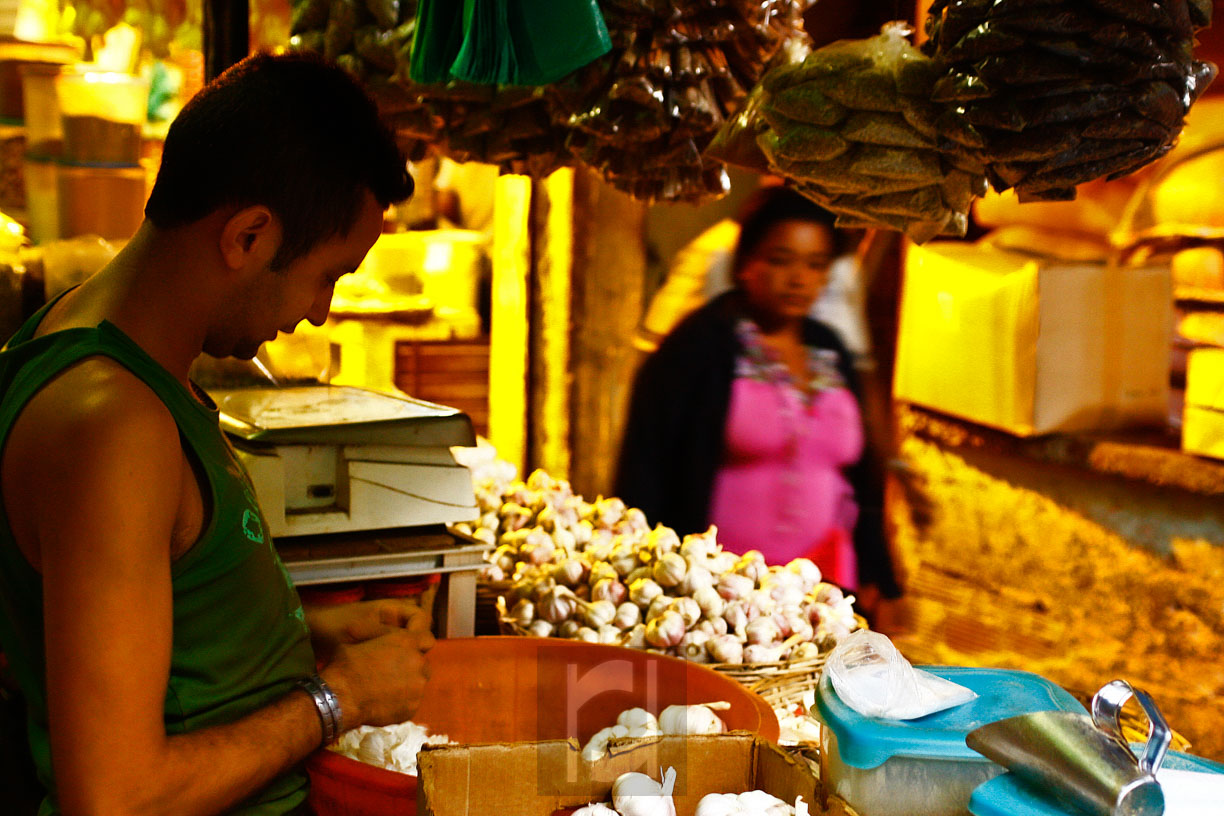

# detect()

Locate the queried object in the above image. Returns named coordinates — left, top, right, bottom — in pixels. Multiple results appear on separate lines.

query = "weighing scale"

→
left=214, top=383, right=488, bottom=635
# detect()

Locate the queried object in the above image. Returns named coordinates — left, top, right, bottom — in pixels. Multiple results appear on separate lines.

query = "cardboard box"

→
left=1182, top=347, right=1224, bottom=459
left=894, top=241, right=1171, bottom=436
left=417, top=733, right=844, bottom=816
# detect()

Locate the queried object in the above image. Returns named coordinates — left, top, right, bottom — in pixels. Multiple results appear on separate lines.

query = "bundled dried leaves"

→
left=712, top=24, right=986, bottom=243
left=924, top=0, right=1216, bottom=201
left=288, top=0, right=811, bottom=202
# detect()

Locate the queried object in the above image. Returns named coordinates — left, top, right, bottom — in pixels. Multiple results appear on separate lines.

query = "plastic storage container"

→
left=54, top=70, right=148, bottom=164
left=306, top=636, right=779, bottom=816
left=814, top=666, right=1085, bottom=816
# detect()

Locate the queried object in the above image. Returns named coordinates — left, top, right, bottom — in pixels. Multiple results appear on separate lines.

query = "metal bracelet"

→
left=297, top=674, right=343, bottom=745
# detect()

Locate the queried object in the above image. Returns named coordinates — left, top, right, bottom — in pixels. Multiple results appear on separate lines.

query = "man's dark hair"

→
left=145, top=51, right=413, bottom=269
left=731, top=185, right=843, bottom=275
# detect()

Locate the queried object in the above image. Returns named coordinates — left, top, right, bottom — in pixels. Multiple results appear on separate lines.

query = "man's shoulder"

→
left=12, top=355, right=178, bottom=447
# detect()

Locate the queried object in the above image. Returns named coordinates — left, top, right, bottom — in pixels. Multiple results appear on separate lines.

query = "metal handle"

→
left=1091, top=679, right=1172, bottom=776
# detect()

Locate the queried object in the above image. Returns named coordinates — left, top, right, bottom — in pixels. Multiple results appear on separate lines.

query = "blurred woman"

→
left=615, top=186, right=899, bottom=599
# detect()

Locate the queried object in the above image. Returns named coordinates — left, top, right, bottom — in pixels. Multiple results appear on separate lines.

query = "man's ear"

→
left=219, top=205, right=278, bottom=271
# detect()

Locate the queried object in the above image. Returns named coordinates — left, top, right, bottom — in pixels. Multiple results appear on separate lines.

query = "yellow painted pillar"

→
left=488, top=174, right=532, bottom=475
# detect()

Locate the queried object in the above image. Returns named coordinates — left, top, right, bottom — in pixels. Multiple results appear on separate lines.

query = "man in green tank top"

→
left=0, top=53, right=434, bottom=815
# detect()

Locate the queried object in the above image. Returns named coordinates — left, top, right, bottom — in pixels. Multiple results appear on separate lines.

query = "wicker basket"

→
left=494, top=594, right=847, bottom=712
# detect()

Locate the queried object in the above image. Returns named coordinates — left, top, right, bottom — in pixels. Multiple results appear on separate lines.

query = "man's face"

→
left=214, top=191, right=384, bottom=360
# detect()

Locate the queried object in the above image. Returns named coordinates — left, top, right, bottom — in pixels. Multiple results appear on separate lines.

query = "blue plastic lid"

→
left=969, top=750, right=1224, bottom=816
left=815, top=666, right=1085, bottom=769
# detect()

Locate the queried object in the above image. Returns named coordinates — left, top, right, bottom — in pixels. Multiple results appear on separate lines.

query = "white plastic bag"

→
left=825, top=630, right=977, bottom=720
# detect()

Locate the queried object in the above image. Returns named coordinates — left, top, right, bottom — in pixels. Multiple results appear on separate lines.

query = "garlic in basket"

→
left=658, top=702, right=729, bottom=735
left=613, top=767, right=677, bottom=816
left=617, top=707, right=661, bottom=736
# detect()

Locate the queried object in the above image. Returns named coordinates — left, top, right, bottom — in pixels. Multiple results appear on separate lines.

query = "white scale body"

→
left=213, top=385, right=479, bottom=539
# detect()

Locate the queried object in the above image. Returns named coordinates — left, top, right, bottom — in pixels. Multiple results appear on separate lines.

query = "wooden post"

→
left=563, top=169, right=648, bottom=499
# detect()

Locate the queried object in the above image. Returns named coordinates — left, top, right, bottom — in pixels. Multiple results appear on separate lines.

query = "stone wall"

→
left=888, top=408, right=1224, bottom=760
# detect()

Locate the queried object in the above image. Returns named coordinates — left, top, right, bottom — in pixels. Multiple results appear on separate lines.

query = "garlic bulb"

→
left=553, top=527, right=578, bottom=553
left=592, top=578, right=627, bottom=606
left=625, top=565, right=652, bottom=586
left=616, top=708, right=660, bottom=735
left=735, top=551, right=768, bottom=584
left=743, top=644, right=785, bottom=664
left=573, top=519, right=595, bottom=546
left=580, top=599, right=617, bottom=629
left=694, top=793, right=741, bottom=816
left=672, top=596, right=701, bottom=628
left=645, top=594, right=672, bottom=623
left=552, top=558, right=585, bottom=587
left=510, top=598, right=534, bottom=626
left=648, top=524, right=681, bottom=554
left=678, top=564, right=714, bottom=595
left=479, top=564, right=505, bottom=582
left=645, top=610, right=686, bottom=648
left=580, top=724, right=627, bottom=761
left=499, top=502, right=532, bottom=531
left=573, top=804, right=619, bottom=816
left=492, top=544, right=517, bottom=572
left=707, top=550, right=738, bottom=576
left=539, top=586, right=577, bottom=623
left=576, top=626, right=600, bottom=643
left=621, top=507, right=650, bottom=536
left=707, top=634, right=743, bottom=664
left=718, top=573, right=754, bottom=601
left=521, top=533, right=556, bottom=566
left=678, top=630, right=711, bottom=663
left=559, top=620, right=582, bottom=638
left=589, top=561, right=618, bottom=586
left=629, top=578, right=663, bottom=608
left=612, top=768, right=677, bottom=816
left=658, top=703, right=728, bottom=735
left=723, top=602, right=748, bottom=636
left=652, top=552, right=687, bottom=588
left=679, top=531, right=717, bottom=563
left=528, top=620, right=554, bottom=638
left=746, top=617, right=779, bottom=646
left=813, top=582, right=844, bottom=605
left=598, top=624, right=622, bottom=644
left=471, top=527, right=496, bottom=546
left=621, top=623, right=648, bottom=650
left=610, top=544, right=639, bottom=578
left=614, top=602, right=642, bottom=629
left=693, top=585, right=726, bottom=620
left=787, top=558, right=822, bottom=589
left=479, top=510, right=500, bottom=532
left=536, top=504, right=558, bottom=532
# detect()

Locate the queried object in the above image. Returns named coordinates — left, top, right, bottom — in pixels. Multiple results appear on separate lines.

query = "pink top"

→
left=709, top=320, right=863, bottom=587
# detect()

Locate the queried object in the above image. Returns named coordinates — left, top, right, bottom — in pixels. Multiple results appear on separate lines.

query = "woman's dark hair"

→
left=144, top=51, right=413, bottom=269
left=731, top=185, right=842, bottom=275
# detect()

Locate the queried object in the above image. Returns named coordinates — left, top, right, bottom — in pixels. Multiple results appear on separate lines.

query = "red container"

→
left=364, top=574, right=440, bottom=600
left=306, top=636, right=779, bottom=816
left=297, top=583, right=366, bottom=607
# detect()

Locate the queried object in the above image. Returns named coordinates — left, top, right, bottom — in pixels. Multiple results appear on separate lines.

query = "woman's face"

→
left=737, top=219, right=835, bottom=323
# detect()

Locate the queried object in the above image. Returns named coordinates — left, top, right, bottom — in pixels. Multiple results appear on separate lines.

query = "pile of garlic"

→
left=329, top=720, right=450, bottom=776
left=581, top=704, right=729, bottom=761
left=454, top=467, right=861, bottom=664
left=573, top=768, right=810, bottom=816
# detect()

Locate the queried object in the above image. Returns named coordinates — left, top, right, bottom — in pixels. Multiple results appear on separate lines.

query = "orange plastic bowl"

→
left=306, top=636, right=778, bottom=816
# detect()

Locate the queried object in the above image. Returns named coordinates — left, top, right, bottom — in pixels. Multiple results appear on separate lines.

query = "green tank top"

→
left=0, top=302, right=317, bottom=815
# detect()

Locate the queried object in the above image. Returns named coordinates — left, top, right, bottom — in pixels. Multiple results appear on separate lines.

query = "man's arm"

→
left=3, top=360, right=430, bottom=816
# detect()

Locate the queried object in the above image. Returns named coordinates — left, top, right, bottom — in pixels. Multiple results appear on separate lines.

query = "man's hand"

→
left=306, top=599, right=433, bottom=665
left=321, top=627, right=435, bottom=729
